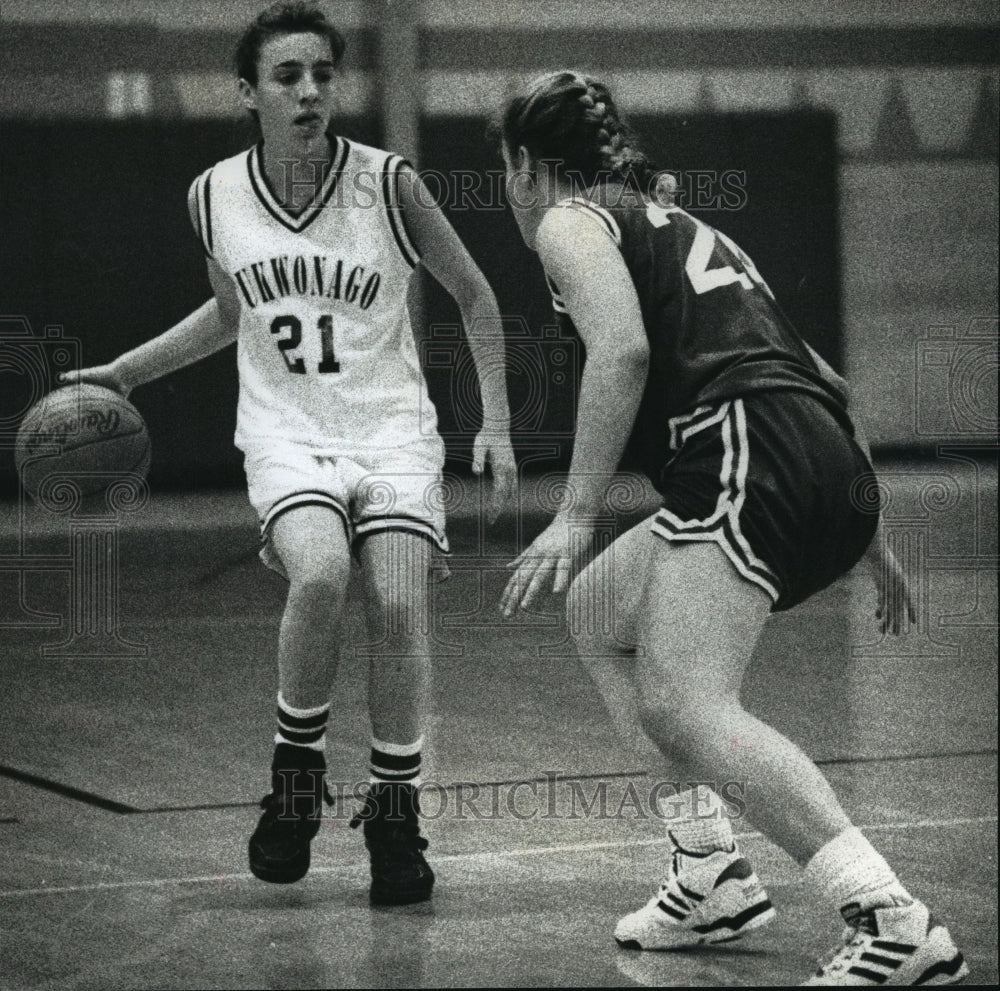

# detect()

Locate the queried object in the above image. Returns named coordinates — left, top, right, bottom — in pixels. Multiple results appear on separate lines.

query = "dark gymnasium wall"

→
left=0, top=110, right=838, bottom=494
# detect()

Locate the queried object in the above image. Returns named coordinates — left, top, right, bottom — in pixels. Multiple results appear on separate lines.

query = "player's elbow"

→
left=588, top=339, right=649, bottom=393
left=456, top=277, right=500, bottom=330
left=460, top=267, right=496, bottom=309
left=217, top=302, right=240, bottom=339
left=612, top=339, right=650, bottom=378
left=206, top=297, right=238, bottom=348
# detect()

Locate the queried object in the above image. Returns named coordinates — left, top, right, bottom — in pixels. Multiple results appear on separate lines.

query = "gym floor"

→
left=1, top=463, right=996, bottom=988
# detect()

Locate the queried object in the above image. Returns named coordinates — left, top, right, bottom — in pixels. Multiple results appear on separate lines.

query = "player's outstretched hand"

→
left=866, top=521, right=917, bottom=635
left=500, top=516, right=578, bottom=617
left=876, top=540, right=917, bottom=636
left=472, top=430, right=516, bottom=524
left=58, top=364, right=131, bottom=398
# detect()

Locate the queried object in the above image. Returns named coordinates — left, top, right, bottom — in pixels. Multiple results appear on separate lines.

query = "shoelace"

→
left=815, top=927, right=870, bottom=975
left=347, top=786, right=429, bottom=866
left=647, top=852, right=706, bottom=919
left=349, top=806, right=429, bottom=865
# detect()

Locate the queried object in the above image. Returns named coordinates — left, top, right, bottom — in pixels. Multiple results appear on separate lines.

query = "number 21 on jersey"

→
left=271, top=314, right=340, bottom=374
left=646, top=201, right=775, bottom=300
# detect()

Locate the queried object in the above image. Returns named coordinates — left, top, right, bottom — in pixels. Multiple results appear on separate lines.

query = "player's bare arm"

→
left=396, top=165, right=516, bottom=521
left=500, top=207, right=649, bottom=616
left=60, top=185, right=240, bottom=398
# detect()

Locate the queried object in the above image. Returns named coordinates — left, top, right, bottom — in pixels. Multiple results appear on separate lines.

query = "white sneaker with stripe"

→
left=803, top=901, right=968, bottom=986
left=615, top=844, right=775, bottom=950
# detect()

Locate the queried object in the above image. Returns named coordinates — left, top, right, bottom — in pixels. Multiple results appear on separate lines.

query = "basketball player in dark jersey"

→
left=497, top=71, right=966, bottom=987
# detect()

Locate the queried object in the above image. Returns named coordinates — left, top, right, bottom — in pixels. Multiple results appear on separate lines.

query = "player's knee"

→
left=637, top=694, right=673, bottom=741
left=286, top=557, right=349, bottom=601
left=566, top=568, right=623, bottom=653
left=637, top=699, right=702, bottom=758
left=385, top=601, right=428, bottom=640
left=369, top=590, right=430, bottom=642
left=636, top=685, right=730, bottom=754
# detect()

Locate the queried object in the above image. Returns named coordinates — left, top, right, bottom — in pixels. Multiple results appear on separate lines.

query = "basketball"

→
left=14, top=384, right=151, bottom=504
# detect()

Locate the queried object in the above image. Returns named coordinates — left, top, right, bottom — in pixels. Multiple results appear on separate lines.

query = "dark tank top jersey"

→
left=543, top=194, right=854, bottom=480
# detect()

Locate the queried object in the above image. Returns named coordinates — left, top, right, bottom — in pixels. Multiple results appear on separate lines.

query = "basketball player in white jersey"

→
left=62, top=1, right=515, bottom=905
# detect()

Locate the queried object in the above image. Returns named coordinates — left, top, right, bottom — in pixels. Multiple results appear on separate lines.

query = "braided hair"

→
left=498, top=71, right=673, bottom=202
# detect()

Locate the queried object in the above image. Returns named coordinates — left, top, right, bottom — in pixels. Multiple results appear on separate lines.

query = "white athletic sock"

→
left=805, top=826, right=914, bottom=922
left=274, top=693, right=329, bottom=753
left=658, top=786, right=736, bottom=855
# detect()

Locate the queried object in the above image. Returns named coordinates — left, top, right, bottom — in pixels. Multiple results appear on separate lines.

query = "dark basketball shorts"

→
left=650, top=391, right=880, bottom=612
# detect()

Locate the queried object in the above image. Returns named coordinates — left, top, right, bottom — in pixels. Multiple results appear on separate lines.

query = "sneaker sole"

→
left=801, top=922, right=969, bottom=986
left=900, top=945, right=970, bottom=986
left=802, top=952, right=969, bottom=986
left=248, top=846, right=310, bottom=884
left=914, top=953, right=969, bottom=985
left=616, top=901, right=776, bottom=951
left=897, top=925, right=970, bottom=986
left=370, top=878, right=435, bottom=906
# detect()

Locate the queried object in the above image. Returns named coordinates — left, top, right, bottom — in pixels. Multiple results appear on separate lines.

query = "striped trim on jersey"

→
left=545, top=273, right=568, bottom=315
left=667, top=404, right=728, bottom=452
left=246, top=136, right=350, bottom=233
left=353, top=514, right=449, bottom=553
left=261, top=490, right=352, bottom=539
left=190, top=168, right=214, bottom=257
left=651, top=399, right=781, bottom=603
left=553, top=197, right=622, bottom=246
left=383, top=154, right=420, bottom=269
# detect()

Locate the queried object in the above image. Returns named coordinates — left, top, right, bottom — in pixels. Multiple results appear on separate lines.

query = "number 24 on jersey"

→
left=646, top=201, right=775, bottom=300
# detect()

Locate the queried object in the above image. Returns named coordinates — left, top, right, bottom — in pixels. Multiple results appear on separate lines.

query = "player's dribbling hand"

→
left=472, top=431, right=517, bottom=524
left=500, top=516, right=577, bottom=617
left=58, top=364, right=132, bottom=398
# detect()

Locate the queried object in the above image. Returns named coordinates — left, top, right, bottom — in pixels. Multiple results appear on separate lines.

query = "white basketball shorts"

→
left=244, top=439, right=449, bottom=578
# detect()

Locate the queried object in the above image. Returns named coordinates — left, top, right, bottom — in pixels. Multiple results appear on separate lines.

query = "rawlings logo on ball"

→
left=23, top=408, right=131, bottom=454
left=15, top=384, right=151, bottom=503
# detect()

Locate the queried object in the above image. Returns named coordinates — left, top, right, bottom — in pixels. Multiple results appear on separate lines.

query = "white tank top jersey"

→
left=188, top=136, right=439, bottom=457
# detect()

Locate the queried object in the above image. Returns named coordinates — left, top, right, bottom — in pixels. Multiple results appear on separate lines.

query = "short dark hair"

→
left=235, top=1, right=346, bottom=85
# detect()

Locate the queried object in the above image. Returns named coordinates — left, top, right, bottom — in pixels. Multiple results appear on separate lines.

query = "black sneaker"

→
left=248, top=743, right=330, bottom=884
left=350, top=783, right=435, bottom=905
